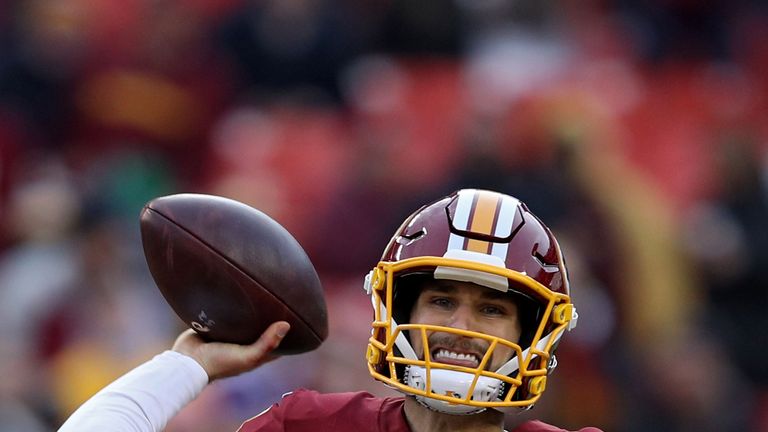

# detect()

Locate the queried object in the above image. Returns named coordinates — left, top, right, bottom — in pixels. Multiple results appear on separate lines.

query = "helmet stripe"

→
left=469, top=190, right=500, bottom=236
left=465, top=191, right=500, bottom=253
left=490, top=195, right=521, bottom=260
left=447, top=190, right=475, bottom=251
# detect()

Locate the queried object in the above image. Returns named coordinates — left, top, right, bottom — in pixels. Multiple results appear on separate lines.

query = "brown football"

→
left=139, top=193, right=328, bottom=354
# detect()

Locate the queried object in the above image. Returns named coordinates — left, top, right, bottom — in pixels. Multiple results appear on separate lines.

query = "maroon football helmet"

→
left=364, top=189, right=577, bottom=413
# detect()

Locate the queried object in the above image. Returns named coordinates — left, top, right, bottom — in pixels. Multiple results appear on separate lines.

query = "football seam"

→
left=144, top=206, right=324, bottom=344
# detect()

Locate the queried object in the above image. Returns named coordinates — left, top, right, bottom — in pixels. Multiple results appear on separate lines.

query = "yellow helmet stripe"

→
left=465, top=190, right=500, bottom=253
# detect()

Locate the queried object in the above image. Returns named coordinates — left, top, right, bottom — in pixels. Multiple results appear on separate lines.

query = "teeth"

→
left=434, top=349, right=479, bottom=365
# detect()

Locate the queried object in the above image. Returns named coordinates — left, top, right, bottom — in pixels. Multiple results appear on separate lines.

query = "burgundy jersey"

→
left=238, top=389, right=409, bottom=432
left=237, top=389, right=602, bottom=432
left=513, top=420, right=603, bottom=432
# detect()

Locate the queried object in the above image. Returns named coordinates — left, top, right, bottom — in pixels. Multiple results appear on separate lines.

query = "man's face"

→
left=408, top=279, right=521, bottom=372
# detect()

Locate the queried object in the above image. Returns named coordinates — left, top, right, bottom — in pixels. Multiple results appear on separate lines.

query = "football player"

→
left=59, top=189, right=601, bottom=432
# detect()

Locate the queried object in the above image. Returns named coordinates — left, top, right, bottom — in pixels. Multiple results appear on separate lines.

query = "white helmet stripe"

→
left=490, top=195, right=520, bottom=260
left=447, top=189, right=475, bottom=251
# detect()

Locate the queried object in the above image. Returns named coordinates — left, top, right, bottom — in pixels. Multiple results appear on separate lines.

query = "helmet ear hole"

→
left=391, top=272, right=431, bottom=327
left=509, top=290, right=543, bottom=349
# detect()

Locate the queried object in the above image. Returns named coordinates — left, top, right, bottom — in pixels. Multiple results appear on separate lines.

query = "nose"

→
left=447, top=304, right=475, bottom=331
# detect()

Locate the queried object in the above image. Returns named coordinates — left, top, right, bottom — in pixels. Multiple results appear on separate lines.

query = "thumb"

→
left=234, top=321, right=292, bottom=370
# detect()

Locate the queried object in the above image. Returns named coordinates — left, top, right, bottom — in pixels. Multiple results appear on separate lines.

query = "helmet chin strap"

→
left=404, top=367, right=501, bottom=415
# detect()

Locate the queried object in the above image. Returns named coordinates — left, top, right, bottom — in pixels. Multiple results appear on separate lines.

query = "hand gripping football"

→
left=140, top=193, right=328, bottom=354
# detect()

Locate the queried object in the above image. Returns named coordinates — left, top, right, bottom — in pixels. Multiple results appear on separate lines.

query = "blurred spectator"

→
left=684, top=138, right=768, bottom=427
left=622, top=331, right=752, bottom=432
left=0, top=0, right=87, bottom=149
left=0, top=159, right=82, bottom=428
left=377, top=0, right=462, bottom=55
left=215, top=0, right=366, bottom=104
left=618, top=0, right=734, bottom=63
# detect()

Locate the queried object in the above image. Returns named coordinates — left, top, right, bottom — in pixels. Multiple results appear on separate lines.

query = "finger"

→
left=242, top=321, right=291, bottom=365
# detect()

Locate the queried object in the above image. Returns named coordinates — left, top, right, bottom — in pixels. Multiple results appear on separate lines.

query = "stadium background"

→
left=1, top=0, right=767, bottom=430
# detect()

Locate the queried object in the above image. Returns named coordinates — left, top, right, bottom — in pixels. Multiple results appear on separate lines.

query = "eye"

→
left=430, top=297, right=455, bottom=309
left=480, top=304, right=507, bottom=316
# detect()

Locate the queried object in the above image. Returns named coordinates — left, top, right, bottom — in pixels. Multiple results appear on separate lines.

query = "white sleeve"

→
left=58, top=350, right=209, bottom=432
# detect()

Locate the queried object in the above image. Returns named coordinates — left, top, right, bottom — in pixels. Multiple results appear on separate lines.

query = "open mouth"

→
left=431, top=348, right=481, bottom=368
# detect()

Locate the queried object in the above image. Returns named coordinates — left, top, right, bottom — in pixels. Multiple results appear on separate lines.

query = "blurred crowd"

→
left=1, top=0, right=768, bottom=431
